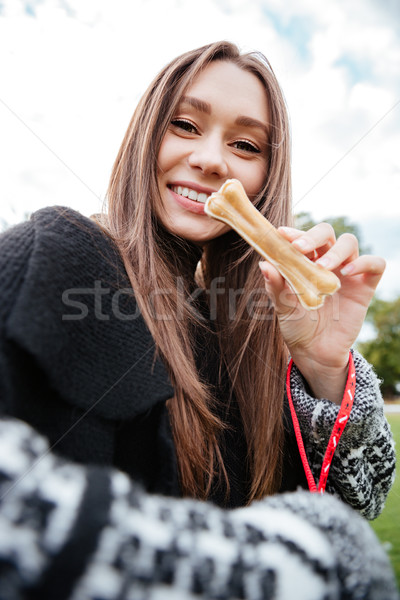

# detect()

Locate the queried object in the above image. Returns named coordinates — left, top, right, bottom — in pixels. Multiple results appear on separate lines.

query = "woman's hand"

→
left=258, top=223, right=386, bottom=404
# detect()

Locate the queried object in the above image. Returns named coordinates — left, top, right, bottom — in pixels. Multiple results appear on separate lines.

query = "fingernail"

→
left=317, top=257, right=330, bottom=268
left=259, top=261, right=269, bottom=281
left=293, top=238, right=308, bottom=250
left=341, top=264, right=354, bottom=276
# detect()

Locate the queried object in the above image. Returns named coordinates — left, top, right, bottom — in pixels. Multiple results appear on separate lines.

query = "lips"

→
left=170, top=185, right=208, bottom=204
left=166, top=182, right=218, bottom=215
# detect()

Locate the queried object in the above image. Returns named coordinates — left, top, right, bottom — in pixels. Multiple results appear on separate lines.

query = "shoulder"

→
left=31, top=205, right=120, bottom=271
left=7, top=206, right=128, bottom=305
left=1, top=205, right=104, bottom=243
left=32, top=205, right=111, bottom=241
left=1, top=205, right=119, bottom=281
left=31, top=204, right=103, bottom=232
left=1, top=207, right=174, bottom=419
left=0, top=205, right=126, bottom=332
left=0, top=219, right=36, bottom=322
left=2, top=205, right=127, bottom=351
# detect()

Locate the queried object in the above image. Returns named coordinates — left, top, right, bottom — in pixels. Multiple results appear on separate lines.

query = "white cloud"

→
left=279, top=1, right=400, bottom=234
left=0, top=0, right=399, bottom=298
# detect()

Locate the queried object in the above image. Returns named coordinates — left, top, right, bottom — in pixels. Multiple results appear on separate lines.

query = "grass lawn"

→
left=371, top=413, right=400, bottom=589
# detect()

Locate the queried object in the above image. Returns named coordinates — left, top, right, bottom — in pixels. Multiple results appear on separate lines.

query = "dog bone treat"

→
left=205, top=179, right=341, bottom=310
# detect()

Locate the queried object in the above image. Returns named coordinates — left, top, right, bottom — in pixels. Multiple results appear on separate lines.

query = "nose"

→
left=187, top=135, right=229, bottom=179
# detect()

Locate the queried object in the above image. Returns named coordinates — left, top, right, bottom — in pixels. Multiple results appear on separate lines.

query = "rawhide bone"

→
left=205, top=179, right=340, bottom=310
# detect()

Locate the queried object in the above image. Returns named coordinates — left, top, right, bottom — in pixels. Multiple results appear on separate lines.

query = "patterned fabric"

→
left=290, top=350, right=396, bottom=519
left=0, top=418, right=398, bottom=600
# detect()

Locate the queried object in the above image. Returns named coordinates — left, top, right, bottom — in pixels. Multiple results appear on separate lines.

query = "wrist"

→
left=291, top=353, right=350, bottom=405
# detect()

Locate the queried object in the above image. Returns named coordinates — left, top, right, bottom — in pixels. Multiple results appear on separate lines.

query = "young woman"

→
left=0, top=41, right=397, bottom=599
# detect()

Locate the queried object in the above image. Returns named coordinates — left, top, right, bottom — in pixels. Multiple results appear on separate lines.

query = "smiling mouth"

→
left=169, top=185, right=209, bottom=204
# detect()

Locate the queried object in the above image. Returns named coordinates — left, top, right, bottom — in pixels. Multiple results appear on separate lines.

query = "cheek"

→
left=157, top=138, right=170, bottom=175
left=239, top=163, right=266, bottom=198
left=157, top=132, right=183, bottom=175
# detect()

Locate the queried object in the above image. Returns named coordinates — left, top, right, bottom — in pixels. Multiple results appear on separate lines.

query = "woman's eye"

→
left=171, top=119, right=197, bottom=134
left=233, top=140, right=261, bottom=154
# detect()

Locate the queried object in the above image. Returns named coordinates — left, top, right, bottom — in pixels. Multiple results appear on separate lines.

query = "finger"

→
left=259, top=261, right=302, bottom=317
left=277, top=226, right=322, bottom=261
left=277, top=226, right=304, bottom=242
left=316, top=233, right=359, bottom=271
left=290, top=223, right=336, bottom=255
left=340, top=255, right=386, bottom=282
left=258, top=260, right=285, bottom=292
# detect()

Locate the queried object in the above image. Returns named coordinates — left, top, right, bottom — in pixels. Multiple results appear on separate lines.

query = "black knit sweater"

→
left=0, top=206, right=395, bottom=510
left=0, top=206, right=307, bottom=506
left=0, top=208, right=179, bottom=494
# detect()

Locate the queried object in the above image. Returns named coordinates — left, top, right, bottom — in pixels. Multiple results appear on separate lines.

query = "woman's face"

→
left=157, top=60, right=270, bottom=244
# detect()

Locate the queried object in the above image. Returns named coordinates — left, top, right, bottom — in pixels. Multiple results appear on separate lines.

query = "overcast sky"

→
left=1, top=0, right=399, bottom=299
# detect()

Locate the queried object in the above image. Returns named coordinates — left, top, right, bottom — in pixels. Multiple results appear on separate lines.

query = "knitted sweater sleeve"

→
left=289, top=350, right=396, bottom=519
left=0, top=417, right=398, bottom=600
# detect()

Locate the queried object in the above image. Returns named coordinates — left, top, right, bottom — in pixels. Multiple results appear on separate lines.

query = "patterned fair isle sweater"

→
left=0, top=418, right=398, bottom=600
left=289, top=352, right=396, bottom=518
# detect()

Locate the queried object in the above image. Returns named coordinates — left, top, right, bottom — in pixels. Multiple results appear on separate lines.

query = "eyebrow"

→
left=179, top=95, right=269, bottom=138
left=235, top=115, right=269, bottom=138
left=180, top=95, right=212, bottom=114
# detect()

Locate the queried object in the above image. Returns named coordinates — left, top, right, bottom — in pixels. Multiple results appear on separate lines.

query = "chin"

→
left=163, top=217, right=229, bottom=245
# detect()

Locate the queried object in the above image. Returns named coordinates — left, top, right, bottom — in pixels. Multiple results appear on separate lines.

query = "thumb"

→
left=258, top=261, right=304, bottom=319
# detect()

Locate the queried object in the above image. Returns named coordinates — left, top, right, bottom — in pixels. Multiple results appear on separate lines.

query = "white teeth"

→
left=171, top=185, right=209, bottom=204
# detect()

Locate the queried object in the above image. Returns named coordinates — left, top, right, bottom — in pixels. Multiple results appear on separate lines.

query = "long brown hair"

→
left=106, top=41, right=292, bottom=503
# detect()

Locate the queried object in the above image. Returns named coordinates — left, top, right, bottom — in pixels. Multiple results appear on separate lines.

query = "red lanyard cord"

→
left=286, top=351, right=356, bottom=494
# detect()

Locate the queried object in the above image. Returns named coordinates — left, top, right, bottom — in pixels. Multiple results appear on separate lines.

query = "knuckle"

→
left=327, top=249, right=341, bottom=263
left=320, top=222, right=336, bottom=238
left=339, top=232, right=358, bottom=245
left=374, top=256, right=386, bottom=272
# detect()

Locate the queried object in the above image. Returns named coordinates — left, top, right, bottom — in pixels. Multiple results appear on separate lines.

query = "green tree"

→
left=295, top=211, right=371, bottom=255
left=295, top=212, right=400, bottom=396
left=358, top=297, right=400, bottom=397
